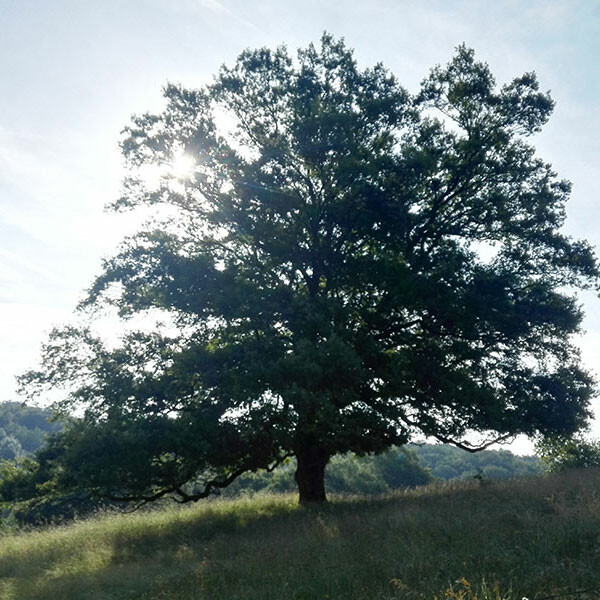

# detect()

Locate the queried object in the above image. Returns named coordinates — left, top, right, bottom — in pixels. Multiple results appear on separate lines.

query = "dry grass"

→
left=2, top=470, right=600, bottom=599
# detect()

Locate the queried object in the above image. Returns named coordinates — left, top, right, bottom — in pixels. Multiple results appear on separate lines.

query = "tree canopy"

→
left=535, top=435, right=600, bottom=472
left=18, top=35, right=598, bottom=504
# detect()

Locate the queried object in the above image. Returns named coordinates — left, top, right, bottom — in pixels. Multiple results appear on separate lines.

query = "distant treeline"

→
left=0, top=402, right=541, bottom=497
left=0, top=402, right=61, bottom=461
left=221, top=444, right=541, bottom=497
left=411, top=444, right=541, bottom=480
left=222, top=448, right=434, bottom=498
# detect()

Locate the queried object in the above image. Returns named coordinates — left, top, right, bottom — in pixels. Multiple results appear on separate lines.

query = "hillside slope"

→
left=0, top=403, right=60, bottom=460
left=1, top=470, right=600, bottom=600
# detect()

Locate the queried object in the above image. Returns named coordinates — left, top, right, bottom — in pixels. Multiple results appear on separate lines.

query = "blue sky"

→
left=1, top=0, right=599, bottom=453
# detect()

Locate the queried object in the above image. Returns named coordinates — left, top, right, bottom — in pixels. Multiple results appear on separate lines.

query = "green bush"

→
left=536, top=435, right=600, bottom=472
left=223, top=447, right=433, bottom=498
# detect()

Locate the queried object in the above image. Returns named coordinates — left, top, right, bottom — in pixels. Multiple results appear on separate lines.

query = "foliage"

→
left=0, top=423, right=116, bottom=527
left=0, top=403, right=60, bottom=460
left=223, top=446, right=434, bottom=497
left=0, top=404, right=62, bottom=524
left=3, top=470, right=600, bottom=599
left=536, top=435, right=600, bottom=472
left=18, top=35, right=598, bottom=504
left=224, top=445, right=540, bottom=498
left=411, top=443, right=541, bottom=480
left=0, top=443, right=542, bottom=524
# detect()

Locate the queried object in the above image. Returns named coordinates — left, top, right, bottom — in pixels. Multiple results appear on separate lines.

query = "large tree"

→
left=20, top=36, right=598, bottom=504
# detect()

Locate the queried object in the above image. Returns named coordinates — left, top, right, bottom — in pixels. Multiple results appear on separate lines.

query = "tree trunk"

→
left=295, top=445, right=329, bottom=504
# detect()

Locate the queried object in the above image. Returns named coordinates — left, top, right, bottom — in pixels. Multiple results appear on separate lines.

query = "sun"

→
left=167, top=150, right=196, bottom=180
left=137, top=149, right=197, bottom=190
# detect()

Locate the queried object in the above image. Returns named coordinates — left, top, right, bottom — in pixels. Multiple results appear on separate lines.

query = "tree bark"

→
left=295, top=445, right=329, bottom=503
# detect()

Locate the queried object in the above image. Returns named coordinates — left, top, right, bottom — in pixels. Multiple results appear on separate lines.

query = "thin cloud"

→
left=164, top=0, right=261, bottom=32
left=199, top=0, right=234, bottom=17
left=0, top=248, right=61, bottom=284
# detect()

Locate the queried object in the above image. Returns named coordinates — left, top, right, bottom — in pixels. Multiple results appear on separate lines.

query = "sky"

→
left=1, top=0, right=599, bottom=454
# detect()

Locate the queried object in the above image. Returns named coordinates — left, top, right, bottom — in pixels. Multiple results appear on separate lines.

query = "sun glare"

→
left=138, top=150, right=197, bottom=190
left=168, top=150, right=196, bottom=180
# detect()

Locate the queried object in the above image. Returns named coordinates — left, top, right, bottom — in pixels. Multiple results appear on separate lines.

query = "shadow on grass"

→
left=3, top=471, right=600, bottom=600
left=0, top=495, right=303, bottom=600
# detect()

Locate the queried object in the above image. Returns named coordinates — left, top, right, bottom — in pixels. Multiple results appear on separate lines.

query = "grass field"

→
left=2, top=469, right=600, bottom=600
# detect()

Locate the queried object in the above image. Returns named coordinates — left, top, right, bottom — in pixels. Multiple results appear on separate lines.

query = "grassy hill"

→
left=2, top=469, right=600, bottom=600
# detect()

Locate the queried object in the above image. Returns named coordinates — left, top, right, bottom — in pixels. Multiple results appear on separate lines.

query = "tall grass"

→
left=2, top=470, right=600, bottom=599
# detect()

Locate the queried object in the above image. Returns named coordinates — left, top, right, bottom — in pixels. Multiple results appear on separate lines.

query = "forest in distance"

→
left=0, top=401, right=541, bottom=500
left=0, top=402, right=60, bottom=462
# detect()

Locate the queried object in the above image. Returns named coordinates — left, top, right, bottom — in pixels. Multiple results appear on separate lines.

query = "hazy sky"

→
left=1, top=0, right=599, bottom=453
